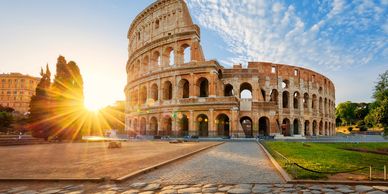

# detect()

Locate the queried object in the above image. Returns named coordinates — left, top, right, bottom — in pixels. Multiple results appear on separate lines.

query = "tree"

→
left=29, top=65, right=53, bottom=139
left=50, top=56, right=85, bottom=139
left=336, top=101, right=357, bottom=125
left=365, top=70, right=388, bottom=135
left=0, top=111, right=13, bottom=132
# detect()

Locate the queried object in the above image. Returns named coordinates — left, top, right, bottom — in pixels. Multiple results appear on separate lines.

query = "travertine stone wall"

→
left=124, top=0, right=336, bottom=138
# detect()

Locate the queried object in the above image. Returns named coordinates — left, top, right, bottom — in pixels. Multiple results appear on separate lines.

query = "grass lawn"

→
left=263, top=141, right=388, bottom=180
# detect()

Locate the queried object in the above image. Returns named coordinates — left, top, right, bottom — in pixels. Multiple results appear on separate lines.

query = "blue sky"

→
left=0, top=0, right=387, bottom=108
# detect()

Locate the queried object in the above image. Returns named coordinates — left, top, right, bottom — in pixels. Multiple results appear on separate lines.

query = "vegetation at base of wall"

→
left=263, top=141, right=388, bottom=180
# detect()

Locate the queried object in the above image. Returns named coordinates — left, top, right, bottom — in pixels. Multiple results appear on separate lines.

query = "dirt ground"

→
left=0, top=141, right=218, bottom=179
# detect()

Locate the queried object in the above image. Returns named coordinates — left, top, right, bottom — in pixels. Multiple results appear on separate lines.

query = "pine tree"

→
left=29, top=65, right=52, bottom=139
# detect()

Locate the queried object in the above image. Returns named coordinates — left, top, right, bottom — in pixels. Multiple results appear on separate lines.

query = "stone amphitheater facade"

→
left=124, top=0, right=336, bottom=138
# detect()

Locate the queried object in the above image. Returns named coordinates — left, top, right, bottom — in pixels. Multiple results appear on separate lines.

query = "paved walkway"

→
left=2, top=182, right=388, bottom=193
left=130, top=142, right=283, bottom=184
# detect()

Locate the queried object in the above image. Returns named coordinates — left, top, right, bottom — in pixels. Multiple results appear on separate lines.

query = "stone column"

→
left=189, top=110, right=196, bottom=135
left=209, top=73, right=216, bottom=97
left=209, top=108, right=214, bottom=137
left=190, top=73, right=196, bottom=98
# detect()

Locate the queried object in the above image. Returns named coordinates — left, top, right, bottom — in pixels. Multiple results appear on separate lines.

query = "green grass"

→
left=263, top=142, right=388, bottom=179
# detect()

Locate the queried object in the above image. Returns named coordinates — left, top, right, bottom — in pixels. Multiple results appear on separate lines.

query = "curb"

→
left=114, top=142, right=224, bottom=182
left=288, top=180, right=388, bottom=186
left=256, top=141, right=291, bottom=182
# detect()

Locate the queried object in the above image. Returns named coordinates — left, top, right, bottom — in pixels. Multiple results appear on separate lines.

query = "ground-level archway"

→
left=140, top=117, right=146, bottom=135
left=162, top=116, right=172, bottom=136
left=293, top=119, right=300, bottom=135
left=197, top=114, right=208, bottom=137
left=179, top=114, right=189, bottom=136
left=216, top=114, right=230, bottom=137
left=149, top=117, right=158, bottom=136
left=304, top=120, right=310, bottom=136
left=281, top=118, right=291, bottom=136
left=258, top=117, right=270, bottom=136
left=240, top=116, right=253, bottom=138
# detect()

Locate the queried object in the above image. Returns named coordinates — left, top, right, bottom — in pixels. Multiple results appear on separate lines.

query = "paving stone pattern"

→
left=131, top=142, right=283, bottom=184
left=2, top=183, right=388, bottom=194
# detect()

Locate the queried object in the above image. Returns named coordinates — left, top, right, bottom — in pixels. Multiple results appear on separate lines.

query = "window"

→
left=312, top=75, right=315, bottom=82
left=294, top=69, right=298, bottom=76
left=271, top=66, right=276, bottom=73
left=155, top=19, right=159, bottom=29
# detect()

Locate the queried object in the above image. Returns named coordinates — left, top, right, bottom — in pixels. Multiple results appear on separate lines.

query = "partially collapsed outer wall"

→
left=125, top=0, right=336, bottom=138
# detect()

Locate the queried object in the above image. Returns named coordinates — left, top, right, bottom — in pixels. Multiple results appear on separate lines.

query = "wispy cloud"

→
left=186, top=0, right=387, bottom=73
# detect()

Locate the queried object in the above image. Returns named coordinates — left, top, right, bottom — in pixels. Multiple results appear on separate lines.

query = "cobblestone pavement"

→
left=130, top=142, right=283, bottom=184
left=1, top=182, right=388, bottom=194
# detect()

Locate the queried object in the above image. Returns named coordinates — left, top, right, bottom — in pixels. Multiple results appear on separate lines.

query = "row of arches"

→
left=128, top=113, right=335, bottom=137
left=129, top=44, right=191, bottom=77
left=281, top=118, right=335, bottom=136
left=129, top=77, right=210, bottom=106
left=128, top=113, right=230, bottom=137
left=224, top=82, right=334, bottom=115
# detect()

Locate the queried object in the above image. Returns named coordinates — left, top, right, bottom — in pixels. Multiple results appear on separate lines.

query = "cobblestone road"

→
left=130, top=142, right=283, bottom=184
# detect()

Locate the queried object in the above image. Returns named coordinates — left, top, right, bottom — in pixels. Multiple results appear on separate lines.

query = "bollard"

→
left=369, top=166, right=372, bottom=181
left=385, top=165, right=387, bottom=181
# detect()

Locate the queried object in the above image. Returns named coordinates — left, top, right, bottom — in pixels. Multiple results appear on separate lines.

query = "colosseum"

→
left=124, top=0, right=336, bottom=138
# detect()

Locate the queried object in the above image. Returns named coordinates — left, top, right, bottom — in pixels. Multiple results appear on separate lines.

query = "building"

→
left=0, top=73, right=40, bottom=113
left=124, top=0, right=336, bottom=138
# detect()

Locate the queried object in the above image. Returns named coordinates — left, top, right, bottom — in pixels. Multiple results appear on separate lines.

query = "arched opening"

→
left=132, top=89, right=139, bottom=106
left=133, top=118, right=138, bottom=133
left=197, top=77, right=209, bottom=97
left=303, top=93, right=309, bottom=109
left=197, top=114, right=208, bottom=137
left=324, top=98, right=327, bottom=114
left=217, top=70, right=223, bottom=79
left=240, top=82, right=252, bottom=99
left=319, top=120, right=323, bottom=135
left=325, top=121, right=328, bottom=135
left=182, top=44, right=191, bottom=63
left=163, top=81, right=173, bottom=100
left=140, top=117, right=146, bottom=135
left=293, top=119, right=299, bottom=135
left=155, top=19, right=159, bottom=29
left=178, top=79, right=190, bottom=98
left=282, top=91, right=289, bottom=108
left=304, top=120, right=310, bottom=136
left=319, top=97, right=323, bottom=113
left=312, top=94, right=317, bottom=110
left=282, top=79, right=289, bottom=89
left=162, top=116, right=172, bottom=136
left=281, top=118, right=291, bottom=136
left=149, top=117, right=158, bottom=136
left=164, top=47, right=174, bottom=66
left=259, top=117, right=270, bottom=136
left=142, top=55, right=149, bottom=73
left=319, top=87, right=323, bottom=94
left=140, top=86, right=147, bottom=104
left=152, top=51, right=161, bottom=66
left=216, top=114, right=230, bottom=137
left=270, top=89, right=278, bottom=104
left=293, top=92, right=299, bottom=109
left=312, top=120, right=317, bottom=136
left=240, top=116, right=253, bottom=138
left=179, top=114, right=189, bottom=136
left=150, top=84, right=158, bottom=102
left=224, top=84, right=234, bottom=96
left=260, top=89, right=266, bottom=101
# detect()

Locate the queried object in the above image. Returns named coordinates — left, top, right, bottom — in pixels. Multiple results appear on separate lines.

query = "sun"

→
left=84, top=101, right=104, bottom=112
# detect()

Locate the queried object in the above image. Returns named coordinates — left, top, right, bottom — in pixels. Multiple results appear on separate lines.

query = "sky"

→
left=0, top=0, right=387, bottom=109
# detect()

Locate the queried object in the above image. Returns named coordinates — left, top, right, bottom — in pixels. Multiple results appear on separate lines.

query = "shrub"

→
left=359, top=125, right=368, bottom=131
left=348, top=127, right=353, bottom=132
left=356, top=120, right=365, bottom=128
